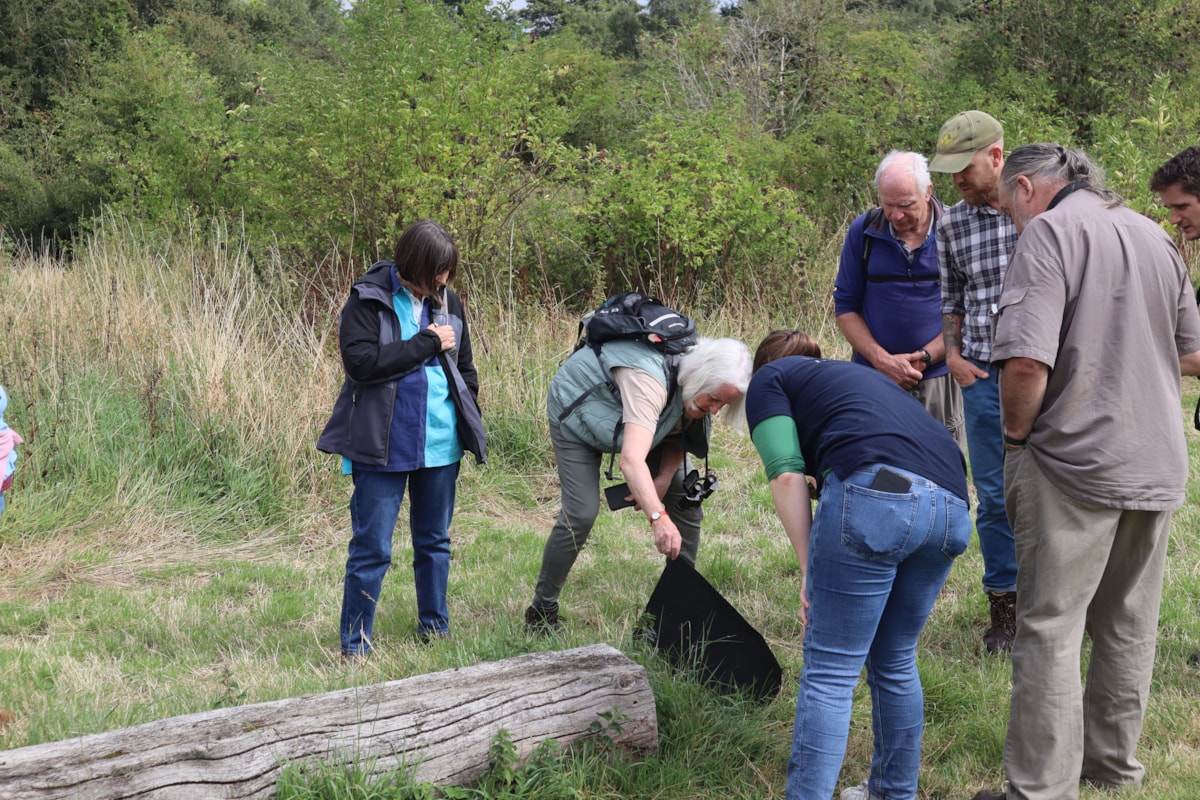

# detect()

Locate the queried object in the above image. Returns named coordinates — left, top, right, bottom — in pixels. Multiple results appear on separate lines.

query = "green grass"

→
left=2, top=220, right=1200, bottom=798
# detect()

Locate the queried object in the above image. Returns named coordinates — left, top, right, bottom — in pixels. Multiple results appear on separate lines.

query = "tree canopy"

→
left=2, top=0, right=1198, bottom=304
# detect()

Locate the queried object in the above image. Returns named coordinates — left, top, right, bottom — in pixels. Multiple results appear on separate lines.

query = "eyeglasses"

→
left=677, top=468, right=718, bottom=510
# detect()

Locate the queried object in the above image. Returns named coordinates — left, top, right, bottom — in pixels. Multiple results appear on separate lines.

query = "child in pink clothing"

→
left=0, top=384, right=22, bottom=518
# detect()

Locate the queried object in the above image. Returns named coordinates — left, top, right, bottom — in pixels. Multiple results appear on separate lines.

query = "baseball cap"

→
left=929, top=110, right=1004, bottom=173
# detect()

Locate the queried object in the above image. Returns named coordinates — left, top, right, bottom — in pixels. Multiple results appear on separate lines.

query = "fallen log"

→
left=0, top=643, right=657, bottom=799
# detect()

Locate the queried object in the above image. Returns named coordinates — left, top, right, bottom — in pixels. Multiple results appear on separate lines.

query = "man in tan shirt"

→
left=973, top=144, right=1200, bottom=800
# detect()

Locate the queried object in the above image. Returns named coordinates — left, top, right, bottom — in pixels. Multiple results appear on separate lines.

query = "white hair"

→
left=677, top=337, right=752, bottom=428
left=874, top=150, right=932, bottom=195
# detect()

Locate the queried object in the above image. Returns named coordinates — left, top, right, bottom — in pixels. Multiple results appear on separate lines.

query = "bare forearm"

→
left=768, top=472, right=813, bottom=570
left=919, top=332, right=945, bottom=363
left=836, top=312, right=886, bottom=364
left=999, top=357, right=1049, bottom=439
left=1181, top=350, right=1200, bottom=377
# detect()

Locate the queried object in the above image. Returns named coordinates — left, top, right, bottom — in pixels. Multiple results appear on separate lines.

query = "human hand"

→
left=947, top=352, right=989, bottom=388
left=426, top=323, right=456, bottom=351
left=652, top=515, right=682, bottom=559
left=877, top=352, right=924, bottom=390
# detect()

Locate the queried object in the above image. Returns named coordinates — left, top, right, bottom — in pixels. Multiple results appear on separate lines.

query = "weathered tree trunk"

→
left=0, top=643, right=657, bottom=799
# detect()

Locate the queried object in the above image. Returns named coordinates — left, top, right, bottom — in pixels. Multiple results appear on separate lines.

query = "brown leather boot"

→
left=983, top=591, right=1016, bottom=655
left=524, top=603, right=560, bottom=633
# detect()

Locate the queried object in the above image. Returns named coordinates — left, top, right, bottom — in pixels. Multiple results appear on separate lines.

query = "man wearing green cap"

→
left=929, top=110, right=1021, bottom=656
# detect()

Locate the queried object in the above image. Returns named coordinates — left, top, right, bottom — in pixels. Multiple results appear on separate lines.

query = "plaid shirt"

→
left=936, top=201, right=1018, bottom=362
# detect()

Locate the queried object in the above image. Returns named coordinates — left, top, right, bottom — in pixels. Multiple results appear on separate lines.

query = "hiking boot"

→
left=971, top=792, right=1006, bottom=800
left=524, top=603, right=559, bottom=633
left=983, top=591, right=1016, bottom=655
left=1188, top=651, right=1200, bottom=666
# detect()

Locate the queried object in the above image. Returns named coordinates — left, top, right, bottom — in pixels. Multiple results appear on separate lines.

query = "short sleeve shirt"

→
left=612, top=367, right=669, bottom=433
left=992, top=190, right=1200, bottom=509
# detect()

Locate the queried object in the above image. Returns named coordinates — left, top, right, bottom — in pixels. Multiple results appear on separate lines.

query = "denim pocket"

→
left=939, top=493, right=972, bottom=559
left=840, top=482, right=918, bottom=560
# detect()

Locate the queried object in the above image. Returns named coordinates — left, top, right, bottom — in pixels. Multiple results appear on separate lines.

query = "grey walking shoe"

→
left=841, top=780, right=880, bottom=800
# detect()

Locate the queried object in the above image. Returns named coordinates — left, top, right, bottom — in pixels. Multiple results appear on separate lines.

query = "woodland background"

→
left=3, top=0, right=1199, bottom=308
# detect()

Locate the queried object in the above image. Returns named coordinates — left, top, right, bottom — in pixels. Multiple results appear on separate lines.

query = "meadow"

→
left=1, top=217, right=1199, bottom=799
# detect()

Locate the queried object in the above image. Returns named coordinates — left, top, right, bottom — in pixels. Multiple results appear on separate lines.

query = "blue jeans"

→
left=960, top=359, right=1017, bottom=594
left=341, top=463, right=460, bottom=654
left=786, top=466, right=971, bottom=800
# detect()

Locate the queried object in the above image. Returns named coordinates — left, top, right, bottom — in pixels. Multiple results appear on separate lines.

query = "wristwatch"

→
left=649, top=510, right=665, bottom=523
left=920, top=349, right=932, bottom=366
left=1002, top=430, right=1028, bottom=447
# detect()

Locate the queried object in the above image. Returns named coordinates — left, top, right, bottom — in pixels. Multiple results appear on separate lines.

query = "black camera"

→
left=677, top=467, right=717, bottom=510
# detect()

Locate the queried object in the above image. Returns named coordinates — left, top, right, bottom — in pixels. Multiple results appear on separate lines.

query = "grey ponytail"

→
left=1000, top=144, right=1123, bottom=208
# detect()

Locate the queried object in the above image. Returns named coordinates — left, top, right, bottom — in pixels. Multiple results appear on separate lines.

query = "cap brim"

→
left=929, top=150, right=975, bottom=174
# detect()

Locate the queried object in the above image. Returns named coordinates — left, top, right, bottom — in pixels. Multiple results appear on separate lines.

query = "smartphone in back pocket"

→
left=870, top=468, right=912, bottom=494
left=605, top=483, right=636, bottom=510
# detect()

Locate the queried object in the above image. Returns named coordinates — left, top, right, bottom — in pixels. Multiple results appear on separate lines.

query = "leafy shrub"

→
left=223, top=0, right=578, bottom=284
left=26, top=30, right=228, bottom=243
left=575, top=110, right=816, bottom=307
left=1087, top=74, right=1200, bottom=216
left=0, top=143, right=48, bottom=246
left=953, top=0, right=1200, bottom=134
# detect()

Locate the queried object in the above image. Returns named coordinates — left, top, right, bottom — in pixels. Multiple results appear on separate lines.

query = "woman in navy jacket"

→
left=318, top=219, right=485, bottom=655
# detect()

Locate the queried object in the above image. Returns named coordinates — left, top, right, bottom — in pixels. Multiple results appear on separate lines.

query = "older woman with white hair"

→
left=524, top=334, right=752, bottom=631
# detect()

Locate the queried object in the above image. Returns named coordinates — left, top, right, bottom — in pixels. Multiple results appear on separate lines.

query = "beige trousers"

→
left=909, top=372, right=967, bottom=452
left=1000, top=447, right=1170, bottom=800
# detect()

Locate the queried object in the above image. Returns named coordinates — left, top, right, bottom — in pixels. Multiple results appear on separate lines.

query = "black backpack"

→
left=576, top=292, right=698, bottom=356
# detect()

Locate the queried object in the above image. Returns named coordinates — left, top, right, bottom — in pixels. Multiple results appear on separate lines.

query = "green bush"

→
left=576, top=110, right=815, bottom=306
left=954, top=0, right=1200, bottom=134
left=0, top=142, right=48, bottom=245
left=26, top=30, right=229, bottom=243
left=223, top=0, right=578, bottom=278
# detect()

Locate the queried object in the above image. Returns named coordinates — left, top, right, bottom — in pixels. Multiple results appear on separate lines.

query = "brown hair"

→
left=393, top=219, right=458, bottom=295
left=1150, top=145, right=1200, bottom=198
left=752, top=330, right=822, bottom=373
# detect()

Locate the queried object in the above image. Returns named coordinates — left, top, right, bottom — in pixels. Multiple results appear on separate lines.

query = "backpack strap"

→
left=599, top=348, right=681, bottom=481
left=555, top=343, right=684, bottom=481
left=861, top=207, right=885, bottom=283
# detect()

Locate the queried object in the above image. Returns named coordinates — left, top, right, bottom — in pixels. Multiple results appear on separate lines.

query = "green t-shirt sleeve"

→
left=750, top=415, right=806, bottom=480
